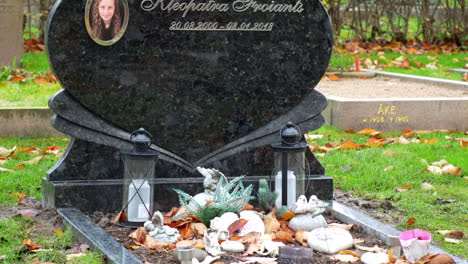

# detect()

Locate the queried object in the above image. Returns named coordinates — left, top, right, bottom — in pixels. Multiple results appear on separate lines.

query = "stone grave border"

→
left=57, top=201, right=465, bottom=264
left=322, top=70, right=468, bottom=132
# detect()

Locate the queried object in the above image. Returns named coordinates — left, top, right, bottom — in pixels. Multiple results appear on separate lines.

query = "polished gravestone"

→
left=43, top=0, right=334, bottom=212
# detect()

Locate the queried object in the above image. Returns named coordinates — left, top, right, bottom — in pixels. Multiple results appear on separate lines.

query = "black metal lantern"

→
left=271, top=122, right=309, bottom=207
left=121, top=128, right=158, bottom=226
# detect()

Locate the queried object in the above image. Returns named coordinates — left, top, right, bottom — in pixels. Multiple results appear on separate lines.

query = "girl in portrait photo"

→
left=91, top=0, right=122, bottom=41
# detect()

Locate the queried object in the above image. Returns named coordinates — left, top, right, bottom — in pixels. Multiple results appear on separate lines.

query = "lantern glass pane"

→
left=273, top=151, right=306, bottom=207
left=122, top=155, right=157, bottom=223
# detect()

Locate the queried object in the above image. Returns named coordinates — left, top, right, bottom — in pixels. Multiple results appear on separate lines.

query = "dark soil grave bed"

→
left=90, top=210, right=387, bottom=264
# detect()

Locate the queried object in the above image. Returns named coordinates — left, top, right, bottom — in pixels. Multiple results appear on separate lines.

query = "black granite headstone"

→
left=43, top=0, right=334, bottom=212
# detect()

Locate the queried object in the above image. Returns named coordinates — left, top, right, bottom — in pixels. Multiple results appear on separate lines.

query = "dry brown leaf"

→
left=272, top=230, right=294, bottom=243
left=437, top=230, right=464, bottom=238
left=388, top=248, right=396, bottom=263
left=330, top=254, right=359, bottom=262
left=264, top=208, right=281, bottom=234
left=0, top=157, right=6, bottom=165
left=338, top=250, right=361, bottom=258
left=41, top=146, right=60, bottom=155
left=328, top=223, right=355, bottom=231
left=17, top=193, right=26, bottom=205
left=358, top=128, right=381, bottom=136
left=243, top=243, right=260, bottom=256
left=190, top=223, right=207, bottom=236
left=340, top=140, right=361, bottom=150
left=228, top=219, right=248, bottom=235
left=421, top=182, right=435, bottom=190
left=420, top=138, right=439, bottom=144
left=354, top=244, right=387, bottom=253
left=242, top=204, right=254, bottom=211
left=24, top=157, right=43, bottom=165
left=346, top=128, right=356, bottom=134
left=426, top=254, right=455, bottom=264
left=53, top=228, right=64, bottom=235
left=443, top=238, right=462, bottom=244
left=237, top=232, right=261, bottom=244
left=124, top=244, right=140, bottom=249
left=295, top=230, right=309, bottom=246
left=34, top=77, right=49, bottom=85
left=395, top=259, right=411, bottom=264
left=402, top=129, right=416, bottom=138
left=441, top=164, right=462, bottom=176
left=179, top=224, right=196, bottom=239
left=395, top=184, right=414, bottom=192
left=66, top=253, right=86, bottom=261
left=329, top=74, right=340, bottom=81
left=23, top=238, right=41, bottom=250
left=384, top=166, right=395, bottom=172
left=406, top=218, right=416, bottom=225
left=0, top=167, right=14, bottom=172
left=279, top=211, right=296, bottom=221
left=112, top=211, right=128, bottom=223
left=176, top=239, right=204, bottom=248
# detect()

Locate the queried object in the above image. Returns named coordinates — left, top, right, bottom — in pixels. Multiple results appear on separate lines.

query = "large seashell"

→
left=238, top=210, right=265, bottom=236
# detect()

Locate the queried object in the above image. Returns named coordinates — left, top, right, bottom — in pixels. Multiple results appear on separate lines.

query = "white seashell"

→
left=361, top=252, right=390, bottom=264
left=210, top=212, right=239, bottom=234
left=307, top=228, right=353, bottom=254
left=221, top=240, right=245, bottom=253
left=288, top=214, right=327, bottom=231
left=238, top=210, right=265, bottom=236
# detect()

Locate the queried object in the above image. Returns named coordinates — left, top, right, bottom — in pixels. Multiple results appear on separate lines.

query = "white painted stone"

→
left=360, top=252, right=390, bottom=264
left=288, top=214, right=327, bottom=231
left=307, top=228, right=353, bottom=254
left=221, top=240, right=245, bottom=253
left=239, top=210, right=265, bottom=236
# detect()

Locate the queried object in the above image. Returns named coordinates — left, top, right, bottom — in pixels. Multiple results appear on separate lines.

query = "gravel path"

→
left=315, top=77, right=468, bottom=99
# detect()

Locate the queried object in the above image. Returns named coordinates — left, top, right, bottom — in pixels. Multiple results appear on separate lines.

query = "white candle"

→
left=274, top=170, right=296, bottom=208
left=127, top=179, right=151, bottom=222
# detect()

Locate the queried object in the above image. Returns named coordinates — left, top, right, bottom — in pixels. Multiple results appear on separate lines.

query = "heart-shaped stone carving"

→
left=47, top=0, right=333, bottom=164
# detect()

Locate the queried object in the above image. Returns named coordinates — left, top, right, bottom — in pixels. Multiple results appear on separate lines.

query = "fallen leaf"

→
left=388, top=248, right=395, bottom=263
left=112, top=211, right=128, bottom=223
left=243, top=243, right=260, bottom=256
left=237, top=232, right=261, bottom=244
left=437, top=230, right=464, bottom=238
left=0, top=146, right=16, bottom=156
left=24, top=156, right=43, bottom=165
left=443, top=238, right=462, bottom=244
left=340, top=140, right=361, bottom=150
left=421, top=182, right=435, bottom=190
left=441, top=164, right=462, bottom=176
left=338, top=250, right=361, bottom=258
left=328, top=223, right=355, bottom=231
left=330, top=254, right=359, bottom=262
left=384, top=166, right=395, bottom=172
left=10, top=75, right=26, bottom=83
left=42, top=146, right=60, bottom=155
left=353, top=238, right=365, bottom=244
left=406, top=218, right=416, bottom=225
left=278, top=211, right=296, bottom=221
left=129, top=227, right=176, bottom=249
left=426, top=254, right=455, bottom=264
left=358, top=128, right=381, bottom=136
left=242, top=204, right=254, bottom=211
left=34, top=77, right=49, bottom=85
left=179, top=224, right=195, bottom=239
left=176, top=239, right=204, bottom=248
left=228, top=219, right=248, bottom=235
left=53, top=229, right=64, bottom=235
left=354, top=244, right=386, bottom=253
left=190, top=223, right=207, bottom=236
left=295, top=230, right=309, bottom=246
left=23, top=238, right=41, bottom=250
left=420, top=138, right=439, bottom=144
left=345, top=129, right=356, bottom=134
left=264, top=208, right=281, bottom=234
left=0, top=167, right=14, bottom=172
left=395, top=184, right=414, bottom=192
left=241, top=257, right=278, bottom=264
left=329, top=74, right=340, bottom=81
left=17, top=193, right=26, bottom=205
left=402, top=129, right=416, bottom=138
left=272, top=230, right=293, bottom=243
left=124, top=244, right=140, bottom=249
left=14, top=164, right=25, bottom=170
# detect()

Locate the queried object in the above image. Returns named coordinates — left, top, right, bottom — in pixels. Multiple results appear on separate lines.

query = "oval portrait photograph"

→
left=85, top=0, right=129, bottom=46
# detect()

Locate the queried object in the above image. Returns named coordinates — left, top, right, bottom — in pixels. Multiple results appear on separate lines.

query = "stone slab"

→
left=44, top=174, right=332, bottom=213
left=57, top=208, right=142, bottom=264
left=0, top=108, right=62, bottom=137
left=328, top=201, right=465, bottom=263
left=322, top=95, right=468, bottom=132
left=0, top=0, right=23, bottom=66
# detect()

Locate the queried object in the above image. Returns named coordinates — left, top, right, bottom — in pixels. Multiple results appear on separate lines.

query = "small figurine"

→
left=144, top=211, right=180, bottom=243
left=187, top=167, right=227, bottom=210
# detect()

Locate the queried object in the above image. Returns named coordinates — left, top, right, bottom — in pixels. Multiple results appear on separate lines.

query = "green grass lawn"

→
left=308, top=126, right=467, bottom=257
left=330, top=52, right=468, bottom=81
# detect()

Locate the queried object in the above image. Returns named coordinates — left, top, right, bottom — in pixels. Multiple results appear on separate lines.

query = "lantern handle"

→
left=130, top=128, right=153, bottom=148
left=280, top=122, right=302, bottom=145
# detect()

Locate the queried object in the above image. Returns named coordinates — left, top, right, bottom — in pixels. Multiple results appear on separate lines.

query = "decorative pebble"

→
left=220, top=240, right=245, bottom=253
left=360, top=252, right=390, bottom=264
left=288, top=214, right=327, bottom=232
left=307, top=228, right=353, bottom=254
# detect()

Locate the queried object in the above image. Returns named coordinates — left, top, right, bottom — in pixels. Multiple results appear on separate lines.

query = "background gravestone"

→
left=0, top=0, right=23, bottom=66
left=43, top=0, right=334, bottom=212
